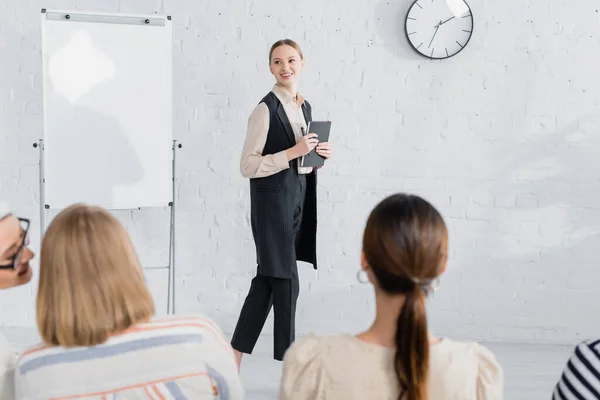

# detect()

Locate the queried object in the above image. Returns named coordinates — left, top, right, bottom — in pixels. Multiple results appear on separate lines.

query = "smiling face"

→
left=269, top=44, right=305, bottom=88
left=0, top=215, right=34, bottom=289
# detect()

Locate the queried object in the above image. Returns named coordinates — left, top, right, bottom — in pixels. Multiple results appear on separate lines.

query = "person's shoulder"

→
left=0, top=333, right=15, bottom=362
left=553, top=339, right=600, bottom=398
left=280, top=334, right=338, bottom=400
left=287, top=333, right=326, bottom=352
left=145, top=314, right=224, bottom=333
left=579, top=338, right=600, bottom=351
left=292, top=333, right=355, bottom=348
left=432, top=339, right=502, bottom=376
left=285, top=333, right=358, bottom=363
left=16, top=341, right=56, bottom=372
left=434, top=338, right=482, bottom=351
left=564, top=338, right=600, bottom=366
left=434, top=339, right=498, bottom=361
left=431, top=339, right=504, bottom=400
left=283, top=334, right=330, bottom=371
left=259, top=91, right=278, bottom=108
left=142, top=315, right=232, bottom=350
left=0, top=333, right=16, bottom=398
left=250, top=101, right=269, bottom=115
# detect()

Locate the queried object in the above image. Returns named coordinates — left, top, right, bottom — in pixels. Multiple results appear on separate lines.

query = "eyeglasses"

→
left=0, top=218, right=31, bottom=270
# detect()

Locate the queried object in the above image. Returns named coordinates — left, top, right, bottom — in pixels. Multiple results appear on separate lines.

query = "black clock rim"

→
left=404, top=0, right=474, bottom=60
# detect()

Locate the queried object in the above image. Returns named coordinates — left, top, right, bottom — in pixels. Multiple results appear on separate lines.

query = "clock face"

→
left=405, top=0, right=473, bottom=59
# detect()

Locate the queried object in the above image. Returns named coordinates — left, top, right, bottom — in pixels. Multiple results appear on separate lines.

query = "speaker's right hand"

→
left=294, top=133, right=319, bottom=157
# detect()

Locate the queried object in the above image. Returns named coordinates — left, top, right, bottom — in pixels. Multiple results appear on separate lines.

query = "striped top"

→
left=15, top=315, right=243, bottom=400
left=553, top=339, right=600, bottom=400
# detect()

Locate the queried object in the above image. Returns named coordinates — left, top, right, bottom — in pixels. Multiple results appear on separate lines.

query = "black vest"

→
left=249, top=92, right=318, bottom=278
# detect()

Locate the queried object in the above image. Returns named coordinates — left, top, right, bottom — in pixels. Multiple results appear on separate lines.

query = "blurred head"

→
left=0, top=204, right=34, bottom=289
left=361, top=193, right=448, bottom=400
left=37, top=204, right=155, bottom=347
left=269, top=39, right=305, bottom=89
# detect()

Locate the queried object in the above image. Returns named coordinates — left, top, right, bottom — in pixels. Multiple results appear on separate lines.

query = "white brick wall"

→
left=1, top=0, right=599, bottom=346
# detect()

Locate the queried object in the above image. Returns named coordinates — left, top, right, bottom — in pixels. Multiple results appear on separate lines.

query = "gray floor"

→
left=487, top=342, right=570, bottom=400
left=3, top=327, right=573, bottom=399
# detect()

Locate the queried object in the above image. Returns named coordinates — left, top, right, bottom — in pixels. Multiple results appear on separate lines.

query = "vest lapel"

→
left=276, top=103, right=296, bottom=147
left=302, top=103, right=312, bottom=124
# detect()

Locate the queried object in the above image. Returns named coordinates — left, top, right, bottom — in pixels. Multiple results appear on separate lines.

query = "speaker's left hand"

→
left=315, top=142, right=332, bottom=159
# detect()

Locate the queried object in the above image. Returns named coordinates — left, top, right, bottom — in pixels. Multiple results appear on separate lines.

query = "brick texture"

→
left=1, top=0, right=599, bottom=345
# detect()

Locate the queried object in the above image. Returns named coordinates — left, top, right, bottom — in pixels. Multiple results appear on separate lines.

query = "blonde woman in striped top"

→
left=16, top=204, right=243, bottom=399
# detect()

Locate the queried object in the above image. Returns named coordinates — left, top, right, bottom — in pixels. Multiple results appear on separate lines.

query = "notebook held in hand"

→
left=300, top=121, right=332, bottom=168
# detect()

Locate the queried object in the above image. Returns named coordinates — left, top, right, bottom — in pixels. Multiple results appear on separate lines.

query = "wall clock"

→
left=405, top=0, right=473, bottom=59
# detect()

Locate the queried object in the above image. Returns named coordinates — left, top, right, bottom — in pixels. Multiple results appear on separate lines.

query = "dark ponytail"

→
left=369, top=266, right=430, bottom=400
left=395, top=286, right=429, bottom=400
left=363, top=194, right=447, bottom=400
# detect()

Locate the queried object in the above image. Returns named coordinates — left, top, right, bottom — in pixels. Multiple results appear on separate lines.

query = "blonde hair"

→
left=269, top=39, right=304, bottom=63
left=37, top=204, right=155, bottom=347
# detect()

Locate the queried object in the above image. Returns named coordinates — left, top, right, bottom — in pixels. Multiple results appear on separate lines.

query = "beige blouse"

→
left=240, top=84, right=313, bottom=179
left=279, top=334, right=503, bottom=400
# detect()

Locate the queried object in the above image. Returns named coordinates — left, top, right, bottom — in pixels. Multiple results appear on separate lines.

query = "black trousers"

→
left=231, top=174, right=306, bottom=361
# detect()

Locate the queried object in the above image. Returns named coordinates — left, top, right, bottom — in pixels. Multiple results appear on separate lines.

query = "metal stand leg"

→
left=167, top=140, right=180, bottom=315
left=34, top=139, right=46, bottom=239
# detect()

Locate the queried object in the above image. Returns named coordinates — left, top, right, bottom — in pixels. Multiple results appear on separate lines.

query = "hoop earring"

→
left=357, top=270, right=370, bottom=284
left=431, top=277, right=441, bottom=292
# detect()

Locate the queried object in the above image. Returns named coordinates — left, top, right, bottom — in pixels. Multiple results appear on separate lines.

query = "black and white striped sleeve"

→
left=553, top=340, right=600, bottom=400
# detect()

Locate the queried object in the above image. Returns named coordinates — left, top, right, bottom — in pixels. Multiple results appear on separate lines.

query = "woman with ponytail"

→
left=279, top=193, right=503, bottom=400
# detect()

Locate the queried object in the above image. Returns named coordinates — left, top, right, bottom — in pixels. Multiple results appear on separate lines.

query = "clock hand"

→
left=428, top=23, right=440, bottom=48
left=439, top=16, right=455, bottom=25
